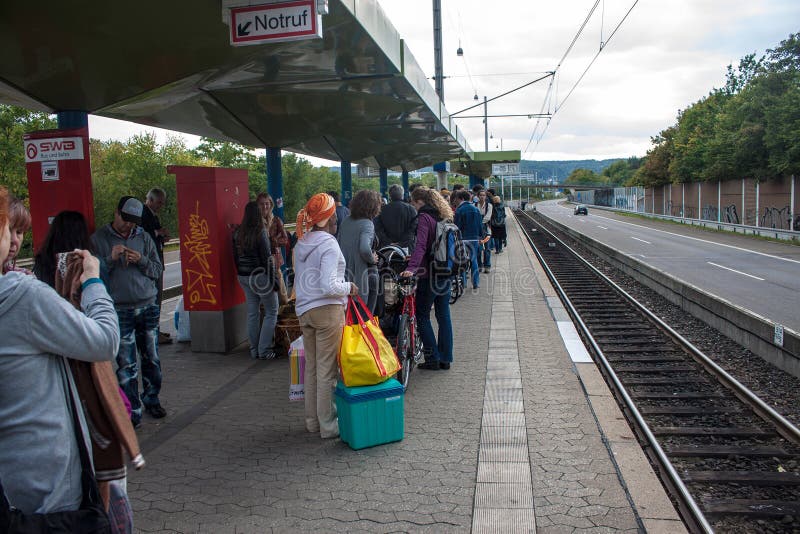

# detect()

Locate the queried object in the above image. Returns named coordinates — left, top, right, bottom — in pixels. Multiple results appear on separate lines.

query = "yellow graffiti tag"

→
left=183, top=201, right=218, bottom=306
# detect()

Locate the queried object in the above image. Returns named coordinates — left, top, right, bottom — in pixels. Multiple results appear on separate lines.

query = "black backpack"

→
left=491, top=205, right=506, bottom=227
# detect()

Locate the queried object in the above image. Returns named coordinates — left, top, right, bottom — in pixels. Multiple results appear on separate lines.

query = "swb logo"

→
left=24, top=137, right=84, bottom=163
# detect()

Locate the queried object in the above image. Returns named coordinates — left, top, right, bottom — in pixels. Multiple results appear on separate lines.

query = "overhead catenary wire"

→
left=524, top=0, right=639, bottom=156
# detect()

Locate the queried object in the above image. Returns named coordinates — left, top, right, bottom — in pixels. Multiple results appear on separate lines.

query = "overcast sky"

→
left=88, top=0, right=799, bottom=163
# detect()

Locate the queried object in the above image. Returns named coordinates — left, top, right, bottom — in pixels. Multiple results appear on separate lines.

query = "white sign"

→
left=357, top=165, right=377, bottom=178
left=491, top=163, right=520, bottom=176
left=230, top=1, right=322, bottom=46
left=41, top=161, right=59, bottom=181
left=24, top=137, right=84, bottom=163
left=774, top=324, right=784, bottom=347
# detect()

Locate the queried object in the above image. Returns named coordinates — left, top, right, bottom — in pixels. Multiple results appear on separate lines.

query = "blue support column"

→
left=267, top=147, right=284, bottom=221
left=401, top=170, right=410, bottom=200
left=469, top=174, right=480, bottom=189
left=341, top=161, right=352, bottom=207
left=57, top=110, right=89, bottom=129
left=379, top=167, right=388, bottom=199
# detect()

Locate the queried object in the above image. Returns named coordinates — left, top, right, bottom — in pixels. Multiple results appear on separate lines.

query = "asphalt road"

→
left=162, top=249, right=182, bottom=290
left=533, top=199, right=800, bottom=333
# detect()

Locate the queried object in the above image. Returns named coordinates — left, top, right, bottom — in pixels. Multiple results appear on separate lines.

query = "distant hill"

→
left=328, top=159, right=623, bottom=179
left=519, top=159, right=622, bottom=181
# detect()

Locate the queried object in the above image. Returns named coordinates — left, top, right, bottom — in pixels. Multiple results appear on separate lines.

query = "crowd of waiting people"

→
left=0, top=179, right=508, bottom=527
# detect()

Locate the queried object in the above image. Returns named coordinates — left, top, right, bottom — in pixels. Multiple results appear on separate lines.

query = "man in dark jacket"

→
left=374, top=184, right=417, bottom=251
left=91, top=196, right=165, bottom=428
left=140, top=187, right=171, bottom=343
left=453, top=190, right=482, bottom=289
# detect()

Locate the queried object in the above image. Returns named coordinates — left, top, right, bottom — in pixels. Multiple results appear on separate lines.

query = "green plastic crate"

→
left=334, top=378, right=404, bottom=450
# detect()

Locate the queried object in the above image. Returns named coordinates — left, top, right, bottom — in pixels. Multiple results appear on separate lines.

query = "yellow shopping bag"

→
left=338, top=296, right=401, bottom=387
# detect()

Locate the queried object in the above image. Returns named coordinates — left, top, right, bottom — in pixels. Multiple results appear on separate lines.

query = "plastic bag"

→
left=289, top=336, right=305, bottom=401
left=173, top=297, right=191, bottom=342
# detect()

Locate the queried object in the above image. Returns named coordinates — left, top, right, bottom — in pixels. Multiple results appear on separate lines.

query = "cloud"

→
left=87, top=0, right=799, bottom=164
left=378, top=0, right=800, bottom=160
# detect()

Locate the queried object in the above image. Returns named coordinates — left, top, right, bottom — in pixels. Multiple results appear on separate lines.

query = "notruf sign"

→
left=230, top=0, right=322, bottom=46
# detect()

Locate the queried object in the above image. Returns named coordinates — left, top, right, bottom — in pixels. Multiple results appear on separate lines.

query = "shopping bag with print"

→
left=288, top=336, right=305, bottom=401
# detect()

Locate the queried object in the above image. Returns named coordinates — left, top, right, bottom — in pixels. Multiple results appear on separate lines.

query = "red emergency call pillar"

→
left=168, top=165, right=248, bottom=353
left=24, top=126, right=94, bottom=251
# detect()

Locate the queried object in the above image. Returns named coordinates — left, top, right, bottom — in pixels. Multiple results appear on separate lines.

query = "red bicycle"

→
left=378, top=246, right=423, bottom=390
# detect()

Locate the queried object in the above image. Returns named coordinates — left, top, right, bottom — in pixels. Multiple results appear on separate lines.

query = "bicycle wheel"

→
left=395, top=314, right=412, bottom=390
left=450, top=276, right=463, bottom=304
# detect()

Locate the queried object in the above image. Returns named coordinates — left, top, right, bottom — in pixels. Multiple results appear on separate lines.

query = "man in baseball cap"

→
left=91, top=195, right=166, bottom=428
left=117, top=196, right=143, bottom=225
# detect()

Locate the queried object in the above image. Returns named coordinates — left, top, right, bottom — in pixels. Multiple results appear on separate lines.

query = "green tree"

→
left=564, top=168, right=601, bottom=185
left=0, top=105, right=57, bottom=199
left=632, top=126, right=676, bottom=187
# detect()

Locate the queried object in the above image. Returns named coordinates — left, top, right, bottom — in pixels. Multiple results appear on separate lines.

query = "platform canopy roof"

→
left=0, top=0, right=471, bottom=171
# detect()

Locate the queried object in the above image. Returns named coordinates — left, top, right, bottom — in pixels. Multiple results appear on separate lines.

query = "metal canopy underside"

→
left=0, top=0, right=471, bottom=171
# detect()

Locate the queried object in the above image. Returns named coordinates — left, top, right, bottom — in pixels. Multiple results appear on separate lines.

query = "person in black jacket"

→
left=374, top=184, right=417, bottom=251
left=233, top=201, right=279, bottom=360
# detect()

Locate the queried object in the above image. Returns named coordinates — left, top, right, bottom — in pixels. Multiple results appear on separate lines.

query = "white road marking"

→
left=592, top=213, right=800, bottom=265
left=631, top=237, right=652, bottom=244
left=597, top=226, right=608, bottom=230
left=707, top=262, right=765, bottom=281
left=165, top=260, right=181, bottom=266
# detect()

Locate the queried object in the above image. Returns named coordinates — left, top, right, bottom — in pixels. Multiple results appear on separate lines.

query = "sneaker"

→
left=131, top=419, right=142, bottom=430
left=418, top=360, right=440, bottom=370
left=439, top=362, right=451, bottom=370
left=158, top=332, right=172, bottom=344
left=258, top=350, right=276, bottom=360
left=144, top=403, right=167, bottom=419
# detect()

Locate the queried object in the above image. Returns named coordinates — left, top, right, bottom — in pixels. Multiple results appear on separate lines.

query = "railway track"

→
left=514, top=209, right=800, bottom=533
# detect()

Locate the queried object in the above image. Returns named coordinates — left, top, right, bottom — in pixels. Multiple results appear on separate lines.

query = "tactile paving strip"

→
left=472, top=253, right=536, bottom=533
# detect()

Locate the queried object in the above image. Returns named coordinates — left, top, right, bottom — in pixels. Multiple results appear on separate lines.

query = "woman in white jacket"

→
left=294, top=193, right=357, bottom=439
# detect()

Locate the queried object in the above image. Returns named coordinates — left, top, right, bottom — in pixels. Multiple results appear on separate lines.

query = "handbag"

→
left=0, top=359, right=112, bottom=534
left=338, top=296, right=401, bottom=387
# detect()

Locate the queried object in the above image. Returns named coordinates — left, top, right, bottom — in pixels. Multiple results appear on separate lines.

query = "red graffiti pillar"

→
left=169, top=166, right=247, bottom=353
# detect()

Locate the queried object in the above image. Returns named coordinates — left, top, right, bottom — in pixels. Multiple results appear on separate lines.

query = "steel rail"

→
left=515, top=210, right=713, bottom=533
left=529, top=210, right=800, bottom=444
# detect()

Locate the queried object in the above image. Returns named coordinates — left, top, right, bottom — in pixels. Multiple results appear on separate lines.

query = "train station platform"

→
left=131, top=215, right=684, bottom=533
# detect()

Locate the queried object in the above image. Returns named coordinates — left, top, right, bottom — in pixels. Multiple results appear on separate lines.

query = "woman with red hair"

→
left=0, top=186, right=120, bottom=516
left=2, top=196, right=32, bottom=275
left=293, top=193, right=357, bottom=439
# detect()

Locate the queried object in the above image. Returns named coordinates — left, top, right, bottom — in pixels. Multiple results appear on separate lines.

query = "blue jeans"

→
left=494, top=236, right=503, bottom=253
left=238, top=274, right=280, bottom=358
left=479, top=239, right=492, bottom=268
left=116, top=304, right=162, bottom=423
left=415, top=276, right=453, bottom=363
left=463, top=241, right=480, bottom=288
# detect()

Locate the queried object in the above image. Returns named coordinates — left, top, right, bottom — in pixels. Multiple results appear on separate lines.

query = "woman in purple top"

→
left=400, top=187, right=454, bottom=370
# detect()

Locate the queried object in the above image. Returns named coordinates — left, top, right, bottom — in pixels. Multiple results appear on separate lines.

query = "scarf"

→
left=295, top=193, right=335, bottom=239
left=55, top=253, right=145, bottom=481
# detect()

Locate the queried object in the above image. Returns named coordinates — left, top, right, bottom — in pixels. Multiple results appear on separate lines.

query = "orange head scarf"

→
left=296, top=193, right=336, bottom=239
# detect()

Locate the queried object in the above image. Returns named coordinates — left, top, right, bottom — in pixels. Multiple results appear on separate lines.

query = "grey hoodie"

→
left=0, top=272, right=120, bottom=514
left=91, top=224, right=162, bottom=309
left=293, top=231, right=350, bottom=317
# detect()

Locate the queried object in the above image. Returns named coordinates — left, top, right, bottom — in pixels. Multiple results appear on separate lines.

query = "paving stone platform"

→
left=131, top=215, right=682, bottom=533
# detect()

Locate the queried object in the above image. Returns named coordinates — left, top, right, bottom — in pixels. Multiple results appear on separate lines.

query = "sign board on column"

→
left=23, top=127, right=94, bottom=251
left=491, top=163, right=520, bottom=176
left=230, top=0, right=322, bottom=46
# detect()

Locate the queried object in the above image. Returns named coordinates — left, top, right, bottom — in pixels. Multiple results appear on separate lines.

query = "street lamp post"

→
left=483, top=96, right=488, bottom=151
